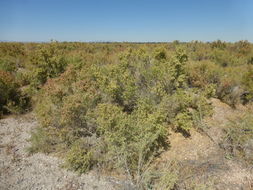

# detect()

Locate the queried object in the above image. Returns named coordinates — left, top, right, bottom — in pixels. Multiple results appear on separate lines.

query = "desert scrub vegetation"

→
left=27, top=42, right=68, bottom=91
left=221, top=108, right=253, bottom=164
left=242, top=66, right=253, bottom=103
left=31, top=47, right=213, bottom=189
left=0, top=70, right=30, bottom=116
left=0, top=43, right=30, bottom=116
left=1, top=41, right=253, bottom=189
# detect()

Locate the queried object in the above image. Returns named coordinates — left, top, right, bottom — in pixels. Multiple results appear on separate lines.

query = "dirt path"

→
left=0, top=114, right=119, bottom=190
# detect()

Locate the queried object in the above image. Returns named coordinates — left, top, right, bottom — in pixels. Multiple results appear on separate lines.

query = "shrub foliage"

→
left=1, top=41, right=253, bottom=188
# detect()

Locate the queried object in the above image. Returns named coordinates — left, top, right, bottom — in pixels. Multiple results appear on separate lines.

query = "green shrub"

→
left=174, top=111, right=193, bottom=133
left=0, top=70, right=30, bottom=115
left=27, top=44, right=218, bottom=188
left=139, top=161, right=179, bottom=190
left=65, top=140, right=96, bottom=174
left=211, top=49, right=233, bottom=67
left=171, top=90, right=212, bottom=134
left=28, top=42, right=67, bottom=89
left=242, top=67, right=253, bottom=102
left=156, top=171, right=178, bottom=190
left=211, top=40, right=226, bottom=50
left=189, top=41, right=212, bottom=61
left=35, top=65, right=100, bottom=144
left=5, top=94, right=31, bottom=114
left=216, top=76, right=241, bottom=107
left=0, top=42, right=25, bottom=58
left=94, top=101, right=168, bottom=184
left=0, top=70, right=16, bottom=114
left=33, top=48, right=203, bottom=185
left=233, top=40, right=252, bottom=56
left=0, top=57, right=17, bottom=72
left=153, top=47, right=167, bottom=60
left=222, top=111, right=253, bottom=163
left=187, top=60, right=221, bottom=89
left=1, top=41, right=253, bottom=189
left=28, top=127, right=57, bottom=154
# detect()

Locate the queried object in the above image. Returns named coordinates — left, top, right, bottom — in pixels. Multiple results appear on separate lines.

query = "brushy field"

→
left=0, top=41, right=253, bottom=189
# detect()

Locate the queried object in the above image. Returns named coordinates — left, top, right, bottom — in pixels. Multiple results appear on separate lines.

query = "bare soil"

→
left=159, top=98, right=253, bottom=189
left=0, top=114, right=120, bottom=190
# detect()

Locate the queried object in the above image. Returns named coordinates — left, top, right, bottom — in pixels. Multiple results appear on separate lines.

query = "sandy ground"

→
left=0, top=114, right=122, bottom=190
left=159, top=98, right=253, bottom=190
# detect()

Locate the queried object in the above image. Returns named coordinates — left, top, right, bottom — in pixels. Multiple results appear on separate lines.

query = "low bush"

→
left=216, top=76, right=241, bottom=107
left=65, top=139, right=97, bottom=174
left=27, top=127, right=57, bottom=154
left=31, top=48, right=214, bottom=189
left=0, top=57, right=18, bottom=72
left=187, top=60, right=221, bottom=89
left=140, top=161, right=179, bottom=190
left=222, top=110, right=253, bottom=163
left=27, top=42, right=67, bottom=90
left=0, top=70, right=30, bottom=116
left=242, top=66, right=253, bottom=103
left=4, top=41, right=250, bottom=188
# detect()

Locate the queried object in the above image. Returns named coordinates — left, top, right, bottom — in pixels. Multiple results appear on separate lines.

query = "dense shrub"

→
left=0, top=42, right=25, bottom=58
left=0, top=70, right=30, bottom=116
left=94, top=100, right=168, bottom=184
left=216, top=75, right=243, bottom=107
left=0, top=70, right=16, bottom=115
left=28, top=42, right=67, bottom=90
left=35, top=65, right=99, bottom=143
left=188, top=41, right=212, bottom=61
left=187, top=59, right=249, bottom=107
left=0, top=57, right=18, bottom=72
left=233, top=40, right=252, bottom=57
left=187, top=60, right=221, bottom=89
left=32, top=47, right=213, bottom=189
left=65, top=139, right=97, bottom=174
left=1, top=41, right=252, bottom=188
left=242, top=66, right=253, bottom=102
left=211, top=49, right=234, bottom=67
left=211, top=40, right=227, bottom=50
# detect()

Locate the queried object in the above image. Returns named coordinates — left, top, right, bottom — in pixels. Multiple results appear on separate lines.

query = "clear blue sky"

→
left=0, top=0, right=252, bottom=42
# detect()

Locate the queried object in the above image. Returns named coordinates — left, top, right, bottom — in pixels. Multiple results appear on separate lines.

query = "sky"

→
left=0, top=0, right=253, bottom=42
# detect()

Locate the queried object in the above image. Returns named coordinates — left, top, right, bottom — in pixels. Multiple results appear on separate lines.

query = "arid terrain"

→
left=0, top=99, right=252, bottom=190
left=159, top=99, right=253, bottom=189
left=0, top=114, right=121, bottom=190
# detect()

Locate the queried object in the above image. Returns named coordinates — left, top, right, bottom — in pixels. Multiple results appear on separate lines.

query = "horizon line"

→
left=0, top=40, right=252, bottom=44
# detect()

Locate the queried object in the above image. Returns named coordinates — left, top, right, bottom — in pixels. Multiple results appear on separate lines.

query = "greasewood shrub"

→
left=0, top=70, right=30, bottom=116
left=94, top=100, right=168, bottom=184
left=65, top=139, right=97, bottom=174
left=35, top=65, right=100, bottom=144
left=216, top=75, right=242, bottom=107
left=1, top=41, right=253, bottom=188
left=242, top=66, right=253, bottom=102
left=187, top=60, right=221, bottom=89
left=222, top=110, right=253, bottom=164
left=0, top=57, right=18, bottom=72
left=28, top=42, right=67, bottom=90
left=187, top=60, right=248, bottom=107
left=28, top=127, right=57, bottom=154
left=0, top=70, right=16, bottom=115
left=32, top=47, right=213, bottom=188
